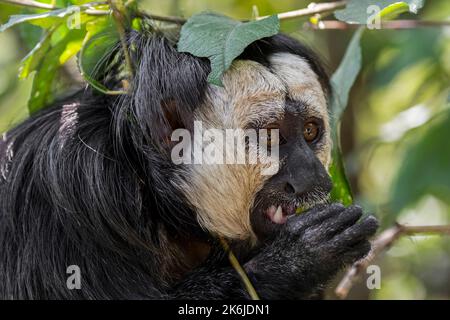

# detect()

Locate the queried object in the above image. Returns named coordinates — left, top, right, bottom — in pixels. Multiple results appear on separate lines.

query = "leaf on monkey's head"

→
left=177, top=12, right=279, bottom=86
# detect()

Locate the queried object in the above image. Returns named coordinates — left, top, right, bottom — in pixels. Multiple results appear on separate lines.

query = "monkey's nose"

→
left=284, top=182, right=296, bottom=194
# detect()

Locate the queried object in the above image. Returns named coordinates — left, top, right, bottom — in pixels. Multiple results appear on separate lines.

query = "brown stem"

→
left=137, top=1, right=349, bottom=24
left=4, top=0, right=450, bottom=30
left=136, top=11, right=187, bottom=24
left=0, top=0, right=107, bottom=10
left=219, top=236, right=259, bottom=300
left=335, top=224, right=450, bottom=299
left=402, top=225, right=450, bottom=235
left=258, top=0, right=347, bottom=21
left=108, top=0, right=133, bottom=81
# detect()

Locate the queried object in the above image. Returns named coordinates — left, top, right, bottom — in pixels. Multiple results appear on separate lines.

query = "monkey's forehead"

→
left=202, top=52, right=328, bottom=128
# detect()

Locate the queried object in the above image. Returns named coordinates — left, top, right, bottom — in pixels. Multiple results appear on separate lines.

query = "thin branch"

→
left=402, top=225, right=450, bottom=235
left=0, top=0, right=348, bottom=22
left=8, top=0, right=448, bottom=31
left=108, top=0, right=133, bottom=81
left=136, top=12, right=187, bottom=24
left=84, top=9, right=110, bottom=16
left=136, top=1, right=348, bottom=24
left=0, top=0, right=107, bottom=10
left=0, top=0, right=56, bottom=10
left=335, top=223, right=450, bottom=299
left=258, top=0, right=347, bottom=21
left=219, top=236, right=259, bottom=300
left=306, top=19, right=450, bottom=30
left=85, top=10, right=188, bottom=24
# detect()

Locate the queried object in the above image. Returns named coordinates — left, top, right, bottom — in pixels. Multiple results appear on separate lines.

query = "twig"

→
left=136, top=12, right=187, bottom=24
left=0, top=0, right=56, bottom=10
left=335, top=223, right=450, bottom=299
left=8, top=0, right=448, bottom=31
left=306, top=19, right=450, bottom=30
left=81, top=3, right=450, bottom=30
left=0, top=0, right=348, bottom=22
left=84, top=9, right=110, bottom=16
left=85, top=1, right=348, bottom=24
left=258, top=0, right=347, bottom=21
left=108, top=0, right=133, bottom=81
left=402, top=225, right=450, bottom=235
left=0, top=0, right=107, bottom=10
left=219, top=236, right=259, bottom=300
left=136, top=1, right=348, bottom=24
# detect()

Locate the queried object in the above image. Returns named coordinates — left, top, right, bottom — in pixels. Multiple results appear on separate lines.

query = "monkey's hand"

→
left=244, top=203, right=378, bottom=299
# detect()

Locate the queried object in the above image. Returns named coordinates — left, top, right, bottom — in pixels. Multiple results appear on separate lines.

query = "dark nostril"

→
left=284, top=182, right=296, bottom=194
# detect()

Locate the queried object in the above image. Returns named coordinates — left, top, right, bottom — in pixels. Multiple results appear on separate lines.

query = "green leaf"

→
left=77, top=17, right=120, bottom=94
left=335, top=0, right=425, bottom=24
left=178, top=13, right=279, bottom=86
left=330, top=28, right=364, bottom=130
left=329, top=28, right=364, bottom=205
left=389, top=108, right=450, bottom=217
left=28, top=27, right=85, bottom=114
left=19, top=30, right=53, bottom=79
left=329, top=145, right=353, bottom=206
left=59, top=37, right=84, bottom=64
left=19, top=22, right=44, bottom=51
left=0, top=7, right=81, bottom=32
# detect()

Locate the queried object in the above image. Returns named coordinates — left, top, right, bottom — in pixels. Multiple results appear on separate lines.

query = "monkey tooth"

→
left=266, top=202, right=306, bottom=224
left=273, top=205, right=283, bottom=224
left=266, top=205, right=288, bottom=224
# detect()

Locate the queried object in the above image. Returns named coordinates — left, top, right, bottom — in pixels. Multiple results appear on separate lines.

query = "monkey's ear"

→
left=161, top=99, right=185, bottom=132
left=126, top=35, right=209, bottom=145
left=159, top=99, right=191, bottom=146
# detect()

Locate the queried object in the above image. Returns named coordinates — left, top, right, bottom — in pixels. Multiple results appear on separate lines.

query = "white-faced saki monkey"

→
left=0, top=28, right=378, bottom=299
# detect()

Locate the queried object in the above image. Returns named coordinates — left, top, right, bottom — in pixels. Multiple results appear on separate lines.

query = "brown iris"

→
left=303, top=120, right=320, bottom=143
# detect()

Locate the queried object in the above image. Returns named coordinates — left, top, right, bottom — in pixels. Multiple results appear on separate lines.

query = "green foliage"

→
left=389, top=108, right=450, bottom=218
left=78, top=17, right=120, bottom=94
left=19, top=22, right=43, bottom=51
left=335, top=0, right=425, bottom=24
left=0, top=1, right=125, bottom=113
left=330, top=28, right=364, bottom=130
left=178, top=13, right=279, bottom=86
left=0, top=7, right=82, bottom=32
left=19, top=31, right=52, bottom=79
left=329, top=28, right=364, bottom=205
left=28, top=27, right=85, bottom=113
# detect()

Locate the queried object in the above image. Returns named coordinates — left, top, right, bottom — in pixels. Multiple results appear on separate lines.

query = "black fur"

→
left=0, top=30, right=377, bottom=299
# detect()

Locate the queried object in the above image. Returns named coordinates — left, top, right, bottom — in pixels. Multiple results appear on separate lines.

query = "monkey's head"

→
left=122, top=32, right=332, bottom=243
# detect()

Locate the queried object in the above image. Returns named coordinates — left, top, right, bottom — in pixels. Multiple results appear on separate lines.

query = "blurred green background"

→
left=0, top=0, right=449, bottom=299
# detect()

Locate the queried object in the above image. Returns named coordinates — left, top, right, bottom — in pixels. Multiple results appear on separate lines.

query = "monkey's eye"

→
left=265, top=123, right=287, bottom=146
left=303, top=119, right=321, bottom=143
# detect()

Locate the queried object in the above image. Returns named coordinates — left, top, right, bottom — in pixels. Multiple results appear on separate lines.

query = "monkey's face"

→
left=174, top=52, right=332, bottom=242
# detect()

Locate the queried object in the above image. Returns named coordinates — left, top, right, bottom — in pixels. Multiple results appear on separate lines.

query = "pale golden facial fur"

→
left=173, top=52, right=331, bottom=241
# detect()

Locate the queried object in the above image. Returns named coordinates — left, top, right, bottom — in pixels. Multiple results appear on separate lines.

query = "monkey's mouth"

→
left=251, top=194, right=329, bottom=239
left=265, top=204, right=296, bottom=224
left=264, top=199, right=324, bottom=225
